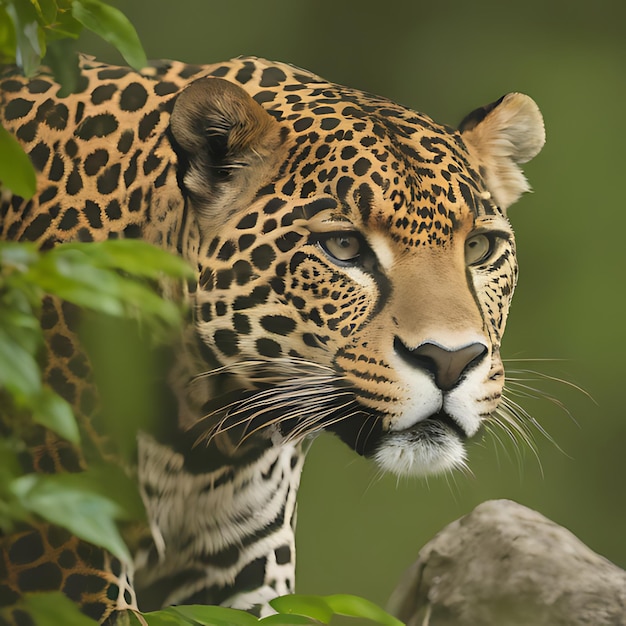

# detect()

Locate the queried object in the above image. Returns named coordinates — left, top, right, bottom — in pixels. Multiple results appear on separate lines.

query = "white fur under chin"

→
left=373, top=432, right=467, bottom=477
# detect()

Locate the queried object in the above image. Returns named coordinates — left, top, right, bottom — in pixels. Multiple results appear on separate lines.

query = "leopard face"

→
left=1, top=57, right=545, bottom=479
left=167, top=62, right=545, bottom=477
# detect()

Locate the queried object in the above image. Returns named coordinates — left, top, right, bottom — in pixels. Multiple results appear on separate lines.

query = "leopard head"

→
left=170, top=67, right=545, bottom=477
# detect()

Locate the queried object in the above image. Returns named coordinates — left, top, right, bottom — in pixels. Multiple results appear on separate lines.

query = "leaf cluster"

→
left=0, top=239, right=193, bottom=435
left=138, top=595, right=404, bottom=625
left=3, top=592, right=405, bottom=625
left=0, top=0, right=147, bottom=197
left=0, top=0, right=146, bottom=76
left=0, top=239, right=192, bottom=563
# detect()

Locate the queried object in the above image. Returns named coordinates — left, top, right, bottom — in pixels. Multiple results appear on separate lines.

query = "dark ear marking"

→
left=170, top=77, right=288, bottom=228
left=458, top=95, right=505, bottom=133
left=171, top=77, right=273, bottom=174
left=204, top=119, right=231, bottom=179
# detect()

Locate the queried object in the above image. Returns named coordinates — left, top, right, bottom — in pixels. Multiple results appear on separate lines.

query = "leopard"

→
left=0, top=55, right=545, bottom=623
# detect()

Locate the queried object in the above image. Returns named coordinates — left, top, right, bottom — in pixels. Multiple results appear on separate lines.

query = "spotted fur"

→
left=0, top=56, right=544, bottom=622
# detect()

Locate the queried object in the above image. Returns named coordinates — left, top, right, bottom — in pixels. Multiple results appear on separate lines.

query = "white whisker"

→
left=185, top=357, right=362, bottom=448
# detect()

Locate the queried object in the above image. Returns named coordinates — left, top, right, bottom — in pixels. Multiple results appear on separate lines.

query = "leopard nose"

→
left=394, top=338, right=488, bottom=391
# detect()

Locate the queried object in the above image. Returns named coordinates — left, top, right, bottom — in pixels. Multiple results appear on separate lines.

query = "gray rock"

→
left=388, top=499, right=626, bottom=626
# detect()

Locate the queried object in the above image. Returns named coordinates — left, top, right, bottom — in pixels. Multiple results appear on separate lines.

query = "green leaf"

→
left=64, top=239, right=195, bottom=281
left=83, top=463, right=146, bottom=523
left=0, top=124, right=37, bottom=199
left=31, top=386, right=80, bottom=444
left=44, top=38, right=81, bottom=95
left=3, top=0, right=45, bottom=75
left=53, top=258, right=123, bottom=308
left=43, top=2, right=85, bottom=41
left=27, top=251, right=127, bottom=316
left=0, top=240, right=39, bottom=270
left=25, top=244, right=188, bottom=327
left=16, top=592, right=98, bottom=625
left=110, top=275, right=183, bottom=327
left=0, top=438, right=23, bottom=479
left=30, top=0, right=59, bottom=25
left=270, top=596, right=333, bottom=624
left=0, top=301, right=42, bottom=356
left=169, top=605, right=260, bottom=625
left=269, top=595, right=405, bottom=626
left=0, top=327, right=41, bottom=398
left=71, top=0, right=146, bottom=69
left=137, top=611, right=186, bottom=626
left=0, top=439, right=29, bottom=531
left=0, top=5, right=17, bottom=64
left=325, top=595, right=404, bottom=626
left=10, top=472, right=132, bottom=563
left=259, top=614, right=316, bottom=624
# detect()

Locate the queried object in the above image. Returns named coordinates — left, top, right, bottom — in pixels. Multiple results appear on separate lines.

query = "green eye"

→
left=320, top=234, right=362, bottom=262
left=465, top=233, right=492, bottom=265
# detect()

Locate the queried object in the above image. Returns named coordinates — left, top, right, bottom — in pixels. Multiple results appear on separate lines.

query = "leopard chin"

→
left=324, top=407, right=469, bottom=477
left=372, top=414, right=469, bottom=477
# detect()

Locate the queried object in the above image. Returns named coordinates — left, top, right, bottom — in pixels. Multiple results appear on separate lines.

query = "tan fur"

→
left=462, top=93, right=545, bottom=209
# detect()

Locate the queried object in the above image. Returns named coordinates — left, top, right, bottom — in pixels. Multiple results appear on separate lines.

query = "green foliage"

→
left=5, top=592, right=99, bottom=625
left=0, top=235, right=191, bottom=624
left=11, top=471, right=136, bottom=562
left=0, top=0, right=146, bottom=74
left=0, top=231, right=401, bottom=626
left=130, top=595, right=404, bottom=625
left=0, top=238, right=191, bottom=562
left=70, top=0, right=146, bottom=69
left=0, top=240, right=192, bottom=439
left=0, top=242, right=74, bottom=439
left=26, top=240, right=193, bottom=328
left=0, top=0, right=147, bottom=198
left=1, top=589, right=404, bottom=626
left=270, top=595, right=404, bottom=626
left=0, top=124, right=37, bottom=198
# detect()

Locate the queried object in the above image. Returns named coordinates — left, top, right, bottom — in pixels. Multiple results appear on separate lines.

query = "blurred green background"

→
left=80, top=0, right=626, bottom=609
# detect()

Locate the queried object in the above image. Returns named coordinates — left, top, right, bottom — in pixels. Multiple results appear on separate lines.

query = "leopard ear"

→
left=170, top=77, right=287, bottom=229
left=459, top=93, right=545, bottom=210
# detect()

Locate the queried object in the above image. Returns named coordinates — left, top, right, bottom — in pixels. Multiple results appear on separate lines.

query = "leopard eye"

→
left=319, top=234, right=362, bottom=263
left=465, top=233, right=492, bottom=265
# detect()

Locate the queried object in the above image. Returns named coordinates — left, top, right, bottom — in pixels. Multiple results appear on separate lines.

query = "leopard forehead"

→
left=220, top=62, right=494, bottom=247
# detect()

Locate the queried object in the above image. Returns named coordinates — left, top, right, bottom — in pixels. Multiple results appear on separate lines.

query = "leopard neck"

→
left=132, top=431, right=305, bottom=614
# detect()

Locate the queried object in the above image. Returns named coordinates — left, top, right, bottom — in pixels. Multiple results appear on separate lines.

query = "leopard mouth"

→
left=424, top=410, right=469, bottom=441
left=326, top=406, right=469, bottom=460
left=383, top=410, right=469, bottom=449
